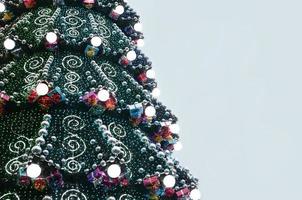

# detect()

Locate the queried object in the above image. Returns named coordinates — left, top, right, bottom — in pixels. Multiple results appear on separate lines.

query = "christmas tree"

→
left=0, top=0, right=200, bottom=199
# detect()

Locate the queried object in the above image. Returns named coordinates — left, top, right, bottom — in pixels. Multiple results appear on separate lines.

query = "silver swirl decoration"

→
left=64, top=9, right=84, bottom=38
left=5, top=136, right=31, bottom=175
left=24, top=73, right=39, bottom=84
left=61, top=115, right=87, bottom=174
left=5, top=156, right=24, bottom=175
left=64, top=158, right=82, bottom=174
left=101, top=39, right=110, bottom=47
left=9, top=141, right=27, bottom=153
left=109, top=123, right=126, bottom=138
left=62, top=55, right=83, bottom=71
left=34, top=16, right=50, bottom=26
left=116, top=142, right=132, bottom=164
left=95, top=16, right=106, bottom=25
left=34, top=8, right=52, bottom=39
left=66, top=9, right=80, bottom=16
left=33, top=25, right=49, bottom=38
left=61, top=189, right=87, bottom=200
left=38, top=8, right=52, bottom=16
left=62, top=135, right=86, bottom=154
left=64, top=16, right=83, bottom=27
left=105, top=80, right=118, bottom=93
left=101, top=63, right=117, bottom=77
left=98, top=25, right=111, bottom=38
left=66, top=28, right=80, bottom=38
left=62, top=56, right=82, bottom=95
left=64, top=83, right=79, bottom=95
left=0, top=193, right=20, bottom=200
left=65, top=72, right=80, bottom=82
left=63, top=115, right=85, bottom=133
left=119, top=194, right=135, bottom=200
left=24, top=56, right=44, bottom=73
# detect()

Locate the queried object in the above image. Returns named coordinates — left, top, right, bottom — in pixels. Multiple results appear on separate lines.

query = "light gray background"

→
left=130, top=1, right=302, bottom=200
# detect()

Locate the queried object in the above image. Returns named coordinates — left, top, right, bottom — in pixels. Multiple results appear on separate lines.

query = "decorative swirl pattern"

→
left=62, top=135, right=86, bottom=154
left=24, top=74, right=39, bottom=85
left=0, top=193, right=20, bottom=200
left=61, top=115, right=86, bottom=174
left=105, top=80, right=118, bottom=93
left=62, top=55, right=83, bottom=71
left=66, top=28, right=80, bottom=38
left=62, top=56, right=82, bottom=95
left=101, top=63, right=117, bottom=77
left=64, top=83, right=79, bottom=95
left=33, top=25, right=49, bottom=38
left=9, top=138, right=28, bottom=154
left=5, top=136, right=32, bottom=175
left=38, top=8, right=52, bottom=16
left=34, top=16, right=50, bottom=26
left=65, top=72, right=80, bottom=82
left=116, top=142, right=132, bottom=164
left=64, top=16, right=84, bottom=27
left=5, top=155, right=25, bottom=175
left=60, top=189, right=87, bottom=200
left=64, top=9, right=84, bottom=38
left=109, top=123, right=126, bottom=138
left=95, top=15, right=111, bottom=38
left=119, top=194, right=135, bottom=200
left=66, top=9, right=80, bottom=16
left=64, top=158, right=82, bottom=174
left=98, top=25, right=111, bottom=39
left=24, top=57, right=44, bottom=73
left=63, top=115, right=85, bottom=133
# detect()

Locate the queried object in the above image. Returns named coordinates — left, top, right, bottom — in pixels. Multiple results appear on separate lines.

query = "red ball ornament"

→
left=82, top=0, right=95, bottom=9
left=33, top=178, right=47, bottom=192
left=23, top=0, right=37, bottom=9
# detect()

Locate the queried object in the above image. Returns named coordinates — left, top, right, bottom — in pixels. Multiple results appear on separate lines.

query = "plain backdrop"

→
left=129, top=1, right=302, bottom=200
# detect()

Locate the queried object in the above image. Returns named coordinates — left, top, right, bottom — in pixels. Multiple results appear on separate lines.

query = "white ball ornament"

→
left=97, top=89, right=110, bottom=102
left=126, top=50, right=137, bottom=61
left=107, top=164, right=121, bottom=178
left=169, top=124, right=180, bottom=134
left=136, top=39, right=145, bottom=47
left=91, top=36, right=102, bottom=47
left=26, top=163, right=42, bottom=179
left=190, top=189, right=202, bottom=200
left=36, top=83, right=49, bottom=96
left=146, top=69, right=156, bottom=79
left=151, top=88, right=161, bottom=98
left=163, top=175, right=176, bottom=188
left=134, top=22, right=143, bottom=32
left=145, top=106, right=156, bottom=117
left=0, top=2, right=6, bottom=12
left=174, top=141, right=183, bottom=151
left=46, top=32, right=58, bottom=44
left=114, top=5, right=124, bottom=15
left=3, top=38, right=15, bottom=50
